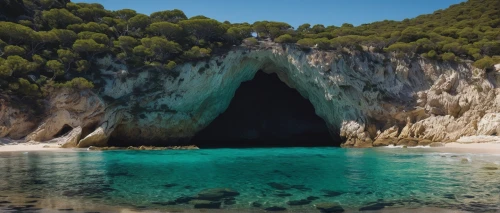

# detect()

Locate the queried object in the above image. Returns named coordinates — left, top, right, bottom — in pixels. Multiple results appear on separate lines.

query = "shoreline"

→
left=1, top=137, right=499, bottom=154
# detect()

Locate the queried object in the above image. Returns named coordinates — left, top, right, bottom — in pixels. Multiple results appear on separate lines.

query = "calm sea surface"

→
left=0, top=147, right=499, bottom=212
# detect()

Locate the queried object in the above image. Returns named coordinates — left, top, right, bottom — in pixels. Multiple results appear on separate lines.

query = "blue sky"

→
left=73, top=0, right=465, bottom=27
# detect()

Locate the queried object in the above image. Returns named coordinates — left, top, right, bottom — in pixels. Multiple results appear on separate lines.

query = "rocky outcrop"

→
left=1, top=43, right=500, bottom=147
left=0, top=97, right=38, bottom=139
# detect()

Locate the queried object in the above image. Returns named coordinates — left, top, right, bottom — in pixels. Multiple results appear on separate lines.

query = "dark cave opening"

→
left=54, top=124, right=73, bottom=138
left=191, top=71, right=340, bottom=148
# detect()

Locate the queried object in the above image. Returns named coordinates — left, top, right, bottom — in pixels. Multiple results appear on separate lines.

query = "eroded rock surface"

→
left=2, top=44, right=500, bottom=147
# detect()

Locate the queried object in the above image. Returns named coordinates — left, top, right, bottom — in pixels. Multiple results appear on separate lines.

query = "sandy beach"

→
left=0, top=138, right=64, bottom=152
left=1, top=136, right=500, bottom=153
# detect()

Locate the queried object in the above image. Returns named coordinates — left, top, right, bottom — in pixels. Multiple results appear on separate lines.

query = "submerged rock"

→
left=174, top=196, right=193, bottom=204
left=267, top=182, right=292, bottom=190
left=151, top=201, right=176, bottom=206
left=223, top=199, right=236, bottom=205
left=359, top=202, right=395, bottom=211
left=321, top=190, right=343, bottom=197
left=163, top=183, right=178, bottom=188
left=482, top=166, right=498, bottom=170
left=307, top=196, right=320, bottom=201
left=251, top=202, right=262, bottom=207
left=189, top=200, right=221, bottom=209
left=315, top=202, right=344, bottom=213
left=286, top=199, right=311, bottom=205
left=196, top=188, right=240, bottom=201
left=274, top=192, right=293, bottom=197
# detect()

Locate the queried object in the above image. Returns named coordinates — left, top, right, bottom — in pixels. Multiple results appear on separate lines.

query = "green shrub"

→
left=165, top=61, right=177, bottom=70
left=473, top=56, right=497, bottom=69
left=3, top=45, right=25, bottom=56
left=274, top=34, right=296, bottom=43
left=296, top=38, right=315, bottom=48
left=441, top=52, right=456, bottom=61
left=53, top=77, right=94, bottom=89
left=243, top=37, right=258, bottom=46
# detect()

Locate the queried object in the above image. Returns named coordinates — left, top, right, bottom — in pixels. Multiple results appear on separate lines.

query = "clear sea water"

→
left=0, top=147, right=499, bottom=213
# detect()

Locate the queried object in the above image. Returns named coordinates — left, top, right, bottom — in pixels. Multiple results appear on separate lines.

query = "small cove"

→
left=0, top=147, right=499, bottom=212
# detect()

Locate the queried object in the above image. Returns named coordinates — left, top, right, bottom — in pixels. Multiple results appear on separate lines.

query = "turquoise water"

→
left=0, top=147, right=499, bottom=212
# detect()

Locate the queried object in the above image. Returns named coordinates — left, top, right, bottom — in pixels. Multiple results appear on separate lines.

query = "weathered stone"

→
left=267, top=182, right=292, bottom=190
left=196, top=188, right=239, bottom=201
left=3, top=44, right=500, bottom=147
left=287, top=199, right=311, bottom=206
left=307, top=196, right=320, bottom=201
left=251, top=202, right=262, bottom=207
left=174, top=196, right=193, bottom=204
left=322, top=190, right=343, bottom=197
left=151, top=201, right=176, bottom=206
left=373, top=137, right=398, bottom=147
left=189, top=200, right=221, bottom=209
left=417, top=139, right=433, bottom=146
left=274, top=192, right=293, bottom=197
left=315, top=202, right=344, bottom=213
left=482, top=166, right=498, bottom=170
left=397, top=138, right=419, bottom=147
left=60, top=127, right=82, bottom=148
left=429, top=142, right=445, bottom=147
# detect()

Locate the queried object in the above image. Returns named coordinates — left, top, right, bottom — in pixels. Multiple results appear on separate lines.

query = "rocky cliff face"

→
left=1, top=43, right=500, bottom=147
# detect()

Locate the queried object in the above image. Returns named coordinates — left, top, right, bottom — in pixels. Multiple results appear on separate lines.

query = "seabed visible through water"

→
left=0, top=147, right=499, bottom=213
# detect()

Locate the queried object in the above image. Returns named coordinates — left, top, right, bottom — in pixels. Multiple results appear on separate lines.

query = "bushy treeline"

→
left=0, top=0, right=499, bottom=99
left=274, top=0, right=500, bottom=69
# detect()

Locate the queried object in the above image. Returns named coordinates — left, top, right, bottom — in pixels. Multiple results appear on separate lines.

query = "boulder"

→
left=397, top=138, right=419, bottom=147
left=196, top=188, right=239, bottom=201
left=267, top=182, right=292, bottom=190
left=373, top=137, right=397, bottom=147
left=315, top=202, right=345, bottom=213
left=189, top=200, right=221, bottom=209
left=60, top=126, right=82, bottom=148
left=417, top=139, right=433, bottom=146
left=287, top=199, right=311, bottom=206
left=429, top=142, right=445, bottom=147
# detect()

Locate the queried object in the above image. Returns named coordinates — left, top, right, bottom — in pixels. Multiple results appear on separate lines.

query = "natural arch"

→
left=191, top=71, right=340, bottom=148
left=90, top=47, right=372, bottom=148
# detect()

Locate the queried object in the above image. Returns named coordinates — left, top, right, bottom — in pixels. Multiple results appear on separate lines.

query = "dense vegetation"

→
left=0, top=0, right=499, bottom=101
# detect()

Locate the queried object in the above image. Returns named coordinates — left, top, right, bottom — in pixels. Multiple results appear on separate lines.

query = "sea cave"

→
left=191, top=71, right=340, bottom=148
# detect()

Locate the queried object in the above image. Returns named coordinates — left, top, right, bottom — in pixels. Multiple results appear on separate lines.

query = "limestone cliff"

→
left=1, top=43, right=499, bottom=148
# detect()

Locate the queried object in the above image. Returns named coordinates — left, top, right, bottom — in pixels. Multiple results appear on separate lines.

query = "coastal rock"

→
left=397, top=138, right=419, bottom=147
left=196, top=188, right=239, bottom=201
left=189, top=200, right=221, bottom=209
left=2, top=44, right=500, bottom=147
left=315, top=202, right=345, bottom=213
left=429, top=142, right=445, bottom=147
left=286, top=199, right=311, bottom=205
left=0, top=98, right=36, bottom=139
left=60, top=126, right=82, bottom=148
left=373, top=137, right=398, bottom=147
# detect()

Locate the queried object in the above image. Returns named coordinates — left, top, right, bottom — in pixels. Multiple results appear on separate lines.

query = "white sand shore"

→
left=0, top=142, right=62, bottom=152
left=438, top=142, right=500, bottom=154
left=0, top=138, right=63, bottom=152
left=0, top=135, right=499, bottom=153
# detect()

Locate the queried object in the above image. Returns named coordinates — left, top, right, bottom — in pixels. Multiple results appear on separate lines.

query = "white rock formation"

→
left=1, top=44, right=500, bottom=147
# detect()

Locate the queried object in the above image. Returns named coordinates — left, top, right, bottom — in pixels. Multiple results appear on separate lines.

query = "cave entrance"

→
left=54, top=124, right=73, bottom=138
left=191, top=71, right=340, bottom=148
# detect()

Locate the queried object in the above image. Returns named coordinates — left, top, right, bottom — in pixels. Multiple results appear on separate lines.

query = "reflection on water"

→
left=0, top=148, right=499, bottom=212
